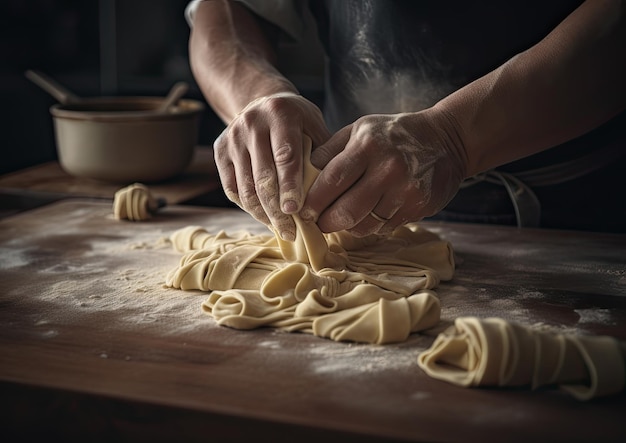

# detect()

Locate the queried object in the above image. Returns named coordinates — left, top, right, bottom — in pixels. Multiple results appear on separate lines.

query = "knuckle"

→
left=263, top=95, right=291, bottom=115
left=253, top=170, right=281, bottom=211
left=236, top=108, right=261, bottom=129
left=273, top=143, right=296, bottom=166
left=213, top=128, right=247, bottom=164
left=280, top=179, right=299, bottom=196
left=322, top=164, right=349, bottom=187
left=238, top=180, right=258, bottom=205
left=213, top=132, right=226, bottom=150
left=239, top=194, right=267, bottom=224
left=238, top=193, right=257, bottom=212
left=254, top=168, right=276, bottom=191
left=213, top=147, right=230, bottom=167
left=382, top=153, right=409, bottom=174
left=213, top=134, right=229, bottom=159
left=331, top=207, right=357, bottom=229
left=223, top=188, right=241, bottom=206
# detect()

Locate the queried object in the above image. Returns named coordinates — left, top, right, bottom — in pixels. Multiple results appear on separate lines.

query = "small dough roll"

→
left=417, top=317, right=625, bottom=400
left=113, top=183, right=157, bottom=221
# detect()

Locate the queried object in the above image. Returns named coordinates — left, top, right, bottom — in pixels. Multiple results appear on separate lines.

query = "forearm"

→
left=189, top=0, right=298, bottom=123
left=436, top=0, right=626, bottom=178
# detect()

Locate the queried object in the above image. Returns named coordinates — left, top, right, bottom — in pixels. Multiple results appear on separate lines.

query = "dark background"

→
left=0, top=0, right=325, bottom=176
left=1, top=0, right=200, bottom=175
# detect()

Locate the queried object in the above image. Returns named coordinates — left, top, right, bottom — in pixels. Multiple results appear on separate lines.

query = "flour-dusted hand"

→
left=301, top=109, right=467, bottom=237
left=214, top=93, right=331, bottom=241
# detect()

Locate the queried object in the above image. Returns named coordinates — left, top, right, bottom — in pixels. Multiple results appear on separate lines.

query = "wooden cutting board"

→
left=1, top=200, right=625, bottom=442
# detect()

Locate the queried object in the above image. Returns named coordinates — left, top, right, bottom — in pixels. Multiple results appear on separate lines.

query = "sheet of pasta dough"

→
left=165, top=137, right=455, bottom=344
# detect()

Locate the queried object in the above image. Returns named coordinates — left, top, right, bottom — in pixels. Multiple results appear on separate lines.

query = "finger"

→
left=270, top=127, right=304, bottom=214
left=213, top=132, right=242, bottom=207
left=214, top=126, right=270, bottom=224
left=315, top=169, right=390, bottom=233
left=231, top=148, right=270, bottom=226
left=216, top=160, right=241, bottom=207
left=248, top=133, right=296, bottom=241
left=303, top=105, right=332, bottom=150
left=300, top=132, right=364, bottom=223
left=348, top=193, right=405, bottom=237
left=310, top=125, right=351, bottom=169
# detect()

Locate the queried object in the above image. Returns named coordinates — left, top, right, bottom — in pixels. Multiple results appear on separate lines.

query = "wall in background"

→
left=1, top=0, right=325, bottom=175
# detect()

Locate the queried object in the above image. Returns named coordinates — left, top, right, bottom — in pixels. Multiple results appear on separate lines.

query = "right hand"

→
left=301, top=109, right=468, bottom=237
left=213, top=92, right=331, bottom=241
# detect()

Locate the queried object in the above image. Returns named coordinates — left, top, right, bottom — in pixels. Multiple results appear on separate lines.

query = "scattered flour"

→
left=304, top=337, right=431, bottom=376
left=575, top=308, right=615, bottom=325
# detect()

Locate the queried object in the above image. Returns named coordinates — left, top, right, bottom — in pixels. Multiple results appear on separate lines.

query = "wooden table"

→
left=0, top=146, right=221, bottom=205
left=1, top=200, right=625, bottom=442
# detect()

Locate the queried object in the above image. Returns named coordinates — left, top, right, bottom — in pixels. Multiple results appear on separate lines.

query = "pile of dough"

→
left=166, top=222, right=454, bottom=344
left=113, top=183, right=158, bottom=221
left=418, top=317, right=626, bottom=400
left=165, top=138, right=455, bottom=344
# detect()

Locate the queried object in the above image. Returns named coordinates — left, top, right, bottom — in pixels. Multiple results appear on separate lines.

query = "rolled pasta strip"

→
left=113, top=183, right=158, bottom=221
left=417, top=317, right=625, bottom=400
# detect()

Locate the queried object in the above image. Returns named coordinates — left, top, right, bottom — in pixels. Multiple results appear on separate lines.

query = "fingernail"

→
left=282, top=199, right=298, bottom=214
left=299, top=206, right=318, bottom=222
left=280, top=229, right=296, bottom=242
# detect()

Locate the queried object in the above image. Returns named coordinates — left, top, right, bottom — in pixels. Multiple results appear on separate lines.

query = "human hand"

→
left=300, top=109, right=467, bottom=236
left=214, top=92, right=331, bottom=241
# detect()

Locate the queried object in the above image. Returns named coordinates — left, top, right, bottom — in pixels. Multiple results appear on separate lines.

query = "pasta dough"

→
left=165, top=217, right=453, bottom=344
left=165, top=137, right=455, bottom=344
left=418, top=317, right=625, bottom=400
left=113, top=183, right=158, bottom=221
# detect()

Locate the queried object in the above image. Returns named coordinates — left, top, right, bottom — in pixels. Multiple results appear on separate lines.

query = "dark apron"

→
left=309, top=0, right=626, bottom=232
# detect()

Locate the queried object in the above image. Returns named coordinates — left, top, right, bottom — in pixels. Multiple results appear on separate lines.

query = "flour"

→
left=0, top=247, right=32, bottom=269
left=15, top=231, right=213, bottom=336
left=575, top=308, right=615, bottom=325
left=258, top=340, right=282, bottom=350
left=409, top=391, right=432, bottom=401
left=254, top=329, right=432, bottom=378
left=128, top=236, right=171, bottom=250
left=88, top=233, right=172, bottom=256
left=33, top=273, right=211, bottom=336
left=2, top=203, right=283, bottom=342
left=303, top=335, right=431, bottom=377
left=309, top=346, right=413, bottom=375
left=41, top=329, right=59, bottom=339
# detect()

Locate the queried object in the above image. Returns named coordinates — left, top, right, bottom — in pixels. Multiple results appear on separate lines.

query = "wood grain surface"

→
left=0, top=200, right=625, bottom=442
left=0, top=146, right=220, bottom=204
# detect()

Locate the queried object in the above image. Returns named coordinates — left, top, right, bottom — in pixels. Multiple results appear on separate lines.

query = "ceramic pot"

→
left=50, top=97, right=204, bottom=183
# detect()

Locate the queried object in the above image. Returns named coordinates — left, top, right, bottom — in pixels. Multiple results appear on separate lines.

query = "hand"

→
left=214, top=93, right=331, bottom=241
left=301, top=109, right=467, bottom=237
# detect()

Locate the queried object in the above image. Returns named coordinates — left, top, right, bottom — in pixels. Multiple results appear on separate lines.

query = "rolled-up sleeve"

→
left=184, top=0, right=306, bottom=41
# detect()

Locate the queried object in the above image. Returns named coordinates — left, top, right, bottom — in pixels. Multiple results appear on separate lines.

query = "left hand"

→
left=213, top=93, right=330, bottom=241
left=301, top=109, right=467, bottom=237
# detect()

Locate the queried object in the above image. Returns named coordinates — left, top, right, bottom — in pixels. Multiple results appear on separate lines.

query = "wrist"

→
left=236, top=91, right=301, bottom=116
left=427, top=105, right=470, bottom=179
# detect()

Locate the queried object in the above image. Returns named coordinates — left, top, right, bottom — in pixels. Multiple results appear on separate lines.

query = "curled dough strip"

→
left=113, top=183, right=158, bottom=221
left=417, top=317, right=625, bottom=400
